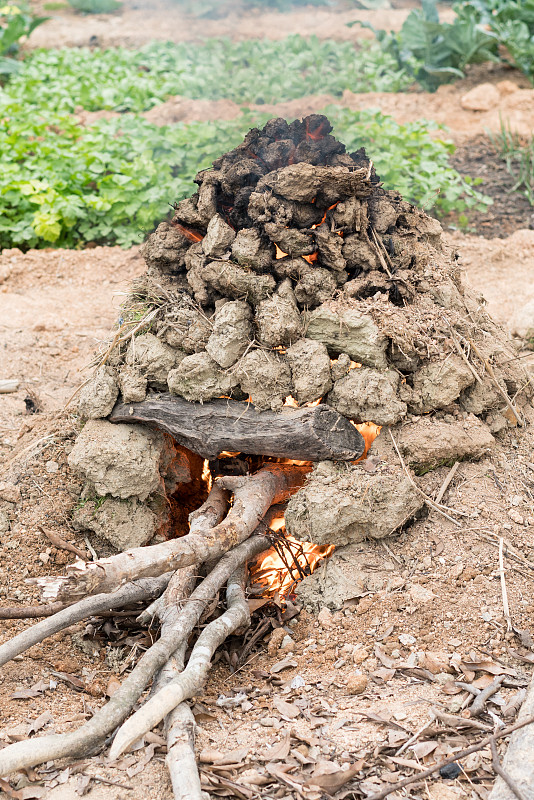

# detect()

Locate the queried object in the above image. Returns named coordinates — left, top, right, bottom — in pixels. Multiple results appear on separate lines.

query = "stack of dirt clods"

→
left=70, top=113, right=530, bottom=555
left=1, top=115, right=531, bottom=797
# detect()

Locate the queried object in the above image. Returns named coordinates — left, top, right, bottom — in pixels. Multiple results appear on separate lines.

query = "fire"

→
left=201, top=458, right=212, bottom=492
left=173, top=222, right=204, bottom=243
left=249, top=515, right=335, bottom=598
left=353, top=421, right=382, bottom=460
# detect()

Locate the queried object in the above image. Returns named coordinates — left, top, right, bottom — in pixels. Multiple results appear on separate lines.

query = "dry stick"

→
left=0, top=535, right=269, bottom=777
left=489, top=673, right=534, bottom=800
left=499, top=537, right=513, bottom=633
left=0, top=574, right=171, bottom=668
left=38, top=525, right=89, bottom=560
left=366, top=715, right=534, bottom=800
left=490, top=738, right=527, bottom=800
left=35, top=463, right=307, bottom=602
left=435, top=461, right=460, bottom=505
left=153, top=569, right=201, bottom=800
left=136, top=486, right=229, bottom=629
left=388, top=430, right=464, bottom=527
left=469, top=676, right=505, bottom=718
left=468, top=339, right=525, bottom=426
left=0, top=601, right=71, bottom=620
left=110, top=565, right=251, bottom=759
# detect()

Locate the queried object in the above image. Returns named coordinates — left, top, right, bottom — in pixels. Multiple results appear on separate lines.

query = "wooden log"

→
left=109, top=394, right=365, bottom=462
left=489, top=673, right=534, bottom=800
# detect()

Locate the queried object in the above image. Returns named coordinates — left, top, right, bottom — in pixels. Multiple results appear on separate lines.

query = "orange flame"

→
left=249, top=518, right=335, bottom=598
left=354, top=421, right=382, bottom=461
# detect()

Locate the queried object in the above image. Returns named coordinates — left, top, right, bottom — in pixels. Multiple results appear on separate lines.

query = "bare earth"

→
left=2, top=5, right=534, bottom=799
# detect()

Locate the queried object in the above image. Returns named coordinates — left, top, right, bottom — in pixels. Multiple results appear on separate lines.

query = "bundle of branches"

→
left=0, top=462, right=308, bottom=797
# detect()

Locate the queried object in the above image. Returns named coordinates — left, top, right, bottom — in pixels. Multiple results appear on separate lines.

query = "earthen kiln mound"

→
left=69, top=114, right=531, bottom=573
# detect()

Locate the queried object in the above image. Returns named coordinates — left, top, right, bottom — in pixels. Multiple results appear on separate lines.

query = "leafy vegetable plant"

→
left=350, top=0, right=499, bottom=90
left=0, top=2, right=48, bottom=75
left=4, top=36, right=410, bottom=112
left=489, top=118, right=534, bottom=206
left=67, top=0, right=122, bottom=13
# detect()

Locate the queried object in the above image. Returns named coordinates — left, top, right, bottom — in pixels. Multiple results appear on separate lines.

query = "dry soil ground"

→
left=2, top=3, right=534, bottom=799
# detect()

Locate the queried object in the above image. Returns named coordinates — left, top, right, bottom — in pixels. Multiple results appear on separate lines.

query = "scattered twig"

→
left=499, top=537, right=513, bottom=632
left=490, top=737, right=527, bottom=800
left=469, top=676, right=505, bottom=718
left=468, top=339, right=525, bottom=426
left=433, top=708, right=492, bottom=731
left=435, top=461, right=460, bottom=505
left=365, top=714, right=534, bottom=800
left=0, top=574, right=171, bottom=667
left=38, top=526, right=88, bottom=561
left=0, top=601, right=70, bottom=620
left=388, top=430, right=464, bottom=526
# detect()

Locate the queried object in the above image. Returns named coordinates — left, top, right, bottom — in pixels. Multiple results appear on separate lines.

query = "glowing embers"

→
left=172, top=222, right=204, bottom=242
left=249, top=515, right=334, bottom=599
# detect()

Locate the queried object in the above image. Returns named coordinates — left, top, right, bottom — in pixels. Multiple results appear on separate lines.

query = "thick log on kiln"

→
left=109, top=394, right=365, bottom=461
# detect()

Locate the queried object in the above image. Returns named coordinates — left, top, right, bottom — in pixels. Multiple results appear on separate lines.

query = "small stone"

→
left=0, top=482, right=21, bottom=503
left=259, top=717, right=277, bottom=727
left=267, top=627, right=286, bottom=655
left=346, top=673, right=368, bottom=695
left=352, top=647, right=369, bottom=665
left=399, top=633, right=416, bottom=646
left=461, top=83, right=500, bottom=112
left=317, top=607, right=335, bottom=628
left=280, top=635, right=295, bottom=652
left=508, top=509, right=524, bottom=525
left=409, top=584, right=435, bottom=604
left=45, top=460, right=59, bottom=474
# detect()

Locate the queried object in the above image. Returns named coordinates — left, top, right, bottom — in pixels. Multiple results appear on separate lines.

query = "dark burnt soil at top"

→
left=449, top=135, right=534, bottom=238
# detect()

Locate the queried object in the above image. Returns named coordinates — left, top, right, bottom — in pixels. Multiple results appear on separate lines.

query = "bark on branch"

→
left=110, top=565, right=250, bottom=759
left=0, top=574, right=171, bottom=668
left=34, top=464, right=307, bottom=602
left=109, top=394, right=365, bottom=461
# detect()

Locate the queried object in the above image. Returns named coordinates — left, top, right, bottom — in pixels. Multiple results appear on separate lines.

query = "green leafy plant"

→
left=0, top=2, right=48, bottom=75
left=67, top=0, right=122, bottom=13
left=350, top=0, right=499, bottom=90
left=0, top=101, right=491, bottom=250
left=466, top=0, right=534, bottom=79
left=489, top=118, right=534, bottom=205
left=5, top=36, right=410, bottom=112
left=327, top=106, right=491, bottom=216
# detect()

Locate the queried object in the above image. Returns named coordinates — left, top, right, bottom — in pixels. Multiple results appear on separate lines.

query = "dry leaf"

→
left=51, top=671, right=85, bottom=691
left=508, top=648, right=534, bottom=665
left=460, top=660, right=516, bottom=676
left=372, top=668, right=396, bottom=682
left=261, top=731, right=291, bottom=761
left=0, top=780, right=46, bottom=800
left=273, top=697, right=300, bottom=720
left=411, top=741, right=438, bottom=759
left=125, top=743, right=156, bottom=778
left=374, top=644, right=396, bottom=669
left=212, top=747, right=249, bottom=766
left=270, top=658, right=297, bottom=674
left=305, top=764, right=362, bottom=794
left=27, top=710, right=53, bottom=736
